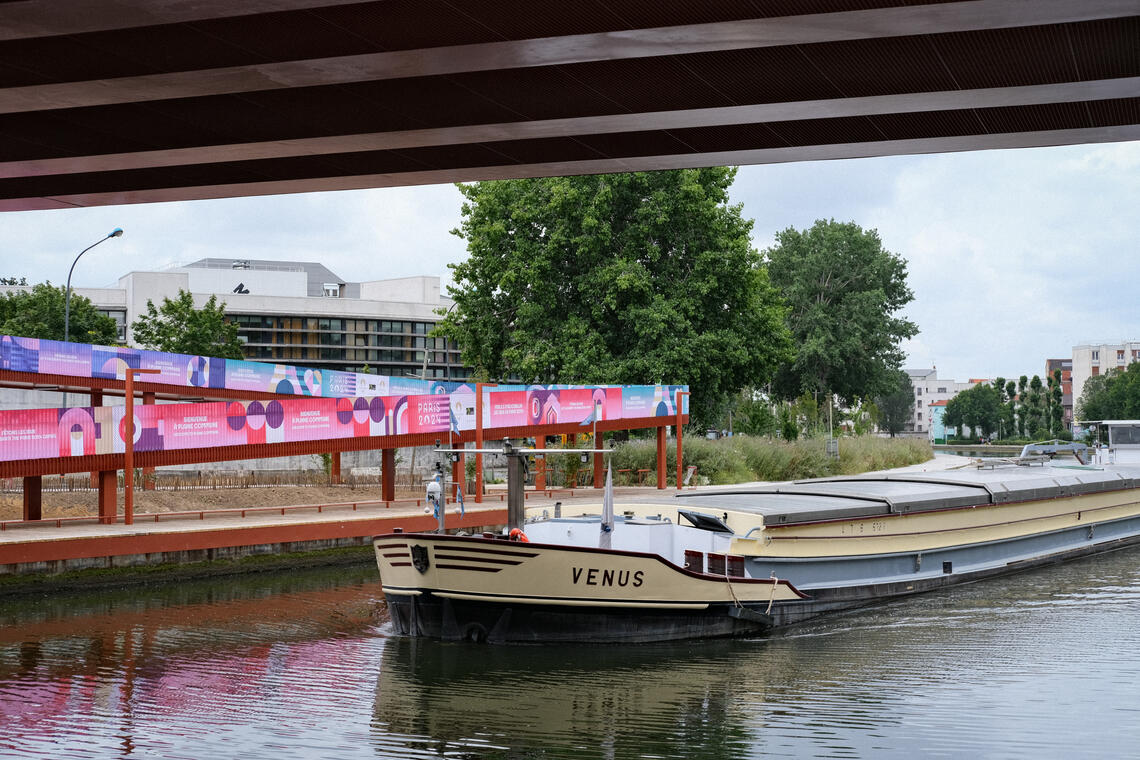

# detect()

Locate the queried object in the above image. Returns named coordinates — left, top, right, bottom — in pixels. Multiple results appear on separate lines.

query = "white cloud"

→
left=733, top=140, right=1140, bottom=383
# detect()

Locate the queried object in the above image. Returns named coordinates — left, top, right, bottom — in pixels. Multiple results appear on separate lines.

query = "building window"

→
left=1092, top=350, right=1099, bottom=361
left=916, top=387, right=922, bottom=396
left=917, top=413, right=923, bottom=421
left=1118, top=350, right=1126, bottom=362
left=1092, top=366, right=1100, bottom=376
left=937, top=387, right=947, bottom=393
left=97, top=309, right=127, bottom=342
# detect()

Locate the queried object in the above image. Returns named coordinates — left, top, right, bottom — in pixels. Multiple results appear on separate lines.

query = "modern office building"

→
left=1071, top=342, right=1140, bottom=421
left=1, top=258, right=469, bottom=380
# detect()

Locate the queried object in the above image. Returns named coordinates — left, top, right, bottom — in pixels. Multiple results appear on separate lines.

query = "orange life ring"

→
left=508, top=528, right=530, bottom=543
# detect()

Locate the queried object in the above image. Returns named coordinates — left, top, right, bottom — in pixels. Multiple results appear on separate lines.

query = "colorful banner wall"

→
left=0, top=384, right=688, bottom=463
left=0, top=334, right=456, bottom=399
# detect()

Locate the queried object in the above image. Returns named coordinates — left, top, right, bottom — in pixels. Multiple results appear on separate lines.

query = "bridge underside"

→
left=1, top=0, right=1138, bottom=211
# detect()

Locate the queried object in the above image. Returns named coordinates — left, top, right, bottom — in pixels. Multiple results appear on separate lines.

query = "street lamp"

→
left=64, top=228, right=122, bottom=344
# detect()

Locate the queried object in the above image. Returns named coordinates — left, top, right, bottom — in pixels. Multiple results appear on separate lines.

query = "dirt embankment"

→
left=0, top=485, right=424, bottom=521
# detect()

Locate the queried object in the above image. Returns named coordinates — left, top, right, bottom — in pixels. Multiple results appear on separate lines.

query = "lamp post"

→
left=64, top=228, right=123, bottom=344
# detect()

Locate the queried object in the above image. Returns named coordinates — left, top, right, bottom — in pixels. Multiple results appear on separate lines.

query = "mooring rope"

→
left=766, top=571, right=779, bottom=615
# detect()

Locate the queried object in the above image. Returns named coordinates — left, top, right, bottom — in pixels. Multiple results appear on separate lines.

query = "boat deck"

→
left=674, top=465, right=1140, bottom=525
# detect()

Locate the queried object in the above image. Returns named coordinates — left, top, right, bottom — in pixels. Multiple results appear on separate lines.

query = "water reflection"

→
left=0, top=565, right=383, bottom=759
left=1, top=549, right=1139, bottom=759
left=373, top=548, right=1140, bottom=759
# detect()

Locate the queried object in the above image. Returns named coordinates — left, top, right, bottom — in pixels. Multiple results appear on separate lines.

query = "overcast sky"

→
left=2, top=140, right=1137, bottom=384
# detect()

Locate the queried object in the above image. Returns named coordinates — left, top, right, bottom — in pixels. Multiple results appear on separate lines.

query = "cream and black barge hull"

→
left=374, top=462, right=1140, bottom=643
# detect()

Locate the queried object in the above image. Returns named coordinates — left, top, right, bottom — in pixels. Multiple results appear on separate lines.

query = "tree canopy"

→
left=875, top=369, right=914, bottom=437
left=1077, top=363, right=1140, bottom=421
left=765, top=220, right=917, bottom=404
left=438, top=168, right=792, bottom=424
left=944, top=382, right=1003, bottom=439
left=0, top=282, right=118, bottom=344
left=130, top=289, right=243, bottom=359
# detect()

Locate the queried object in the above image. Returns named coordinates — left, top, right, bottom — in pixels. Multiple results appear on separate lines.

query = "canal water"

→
left=3, top=549, right=1140, bottom=759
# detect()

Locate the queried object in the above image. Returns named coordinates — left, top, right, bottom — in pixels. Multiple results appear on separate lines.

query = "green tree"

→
left=130, top=289, right=243, bottom=359
left=1076, top=372, right=1113, bottom=421
left=963, top=383, right=1002, bottom=438
left=765, top=219, right=918, bottom=405
left=1004, top=379, right=1018, bottom=439
left=1016, top=375, right=1029, bottom=436
left=438, top=169, right=792, bottom=425
left=875, top=369, right=914, bottom=438
left=0, top=282, right=118, bottom=344
left=1048, top=369, right=1064, bottom=434
left=943, top=394, right=965, bottom=440
left=0, top=276, right=28, bottom=286
left=1077, top=363, right=1140, bottom=421
left=732, top=389, right=778, bottom=437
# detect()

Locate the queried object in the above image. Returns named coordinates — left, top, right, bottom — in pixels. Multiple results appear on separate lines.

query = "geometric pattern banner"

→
left=0, top=384, right=689, bottom=462
left=0, top=333, right=456, bottom=398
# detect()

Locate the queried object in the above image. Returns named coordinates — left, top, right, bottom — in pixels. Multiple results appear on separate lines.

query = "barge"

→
left=374, top=432, right=1140, bottom=643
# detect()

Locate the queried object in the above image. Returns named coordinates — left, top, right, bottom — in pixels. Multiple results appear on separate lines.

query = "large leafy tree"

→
left=0, top=282, right=118, bottom=344
left=766, top=220, right=918, bottom=404
left=130, top=289, right=243, bottom=359
left=945, top=383, right=1002, bottom=439
left=439, top=169, right=792, bottom=424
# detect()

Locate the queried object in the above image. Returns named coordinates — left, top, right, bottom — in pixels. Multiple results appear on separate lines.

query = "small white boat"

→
left=374, top=428, right=1140, bottom=643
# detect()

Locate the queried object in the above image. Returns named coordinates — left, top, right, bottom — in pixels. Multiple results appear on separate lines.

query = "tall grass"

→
left=607, top=435, right=932, bottom=485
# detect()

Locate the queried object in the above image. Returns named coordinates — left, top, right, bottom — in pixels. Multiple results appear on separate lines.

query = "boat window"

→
left=678, top=510, right=732, bottom=533
left=708, top=553, right=726, bottom=575
left=728, top=556, right=745, bottom=577
left=684, top=550, right=704, bottom=573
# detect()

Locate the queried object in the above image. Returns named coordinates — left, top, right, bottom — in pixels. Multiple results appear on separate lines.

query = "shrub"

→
left=607, top=434, right=931, bottom=484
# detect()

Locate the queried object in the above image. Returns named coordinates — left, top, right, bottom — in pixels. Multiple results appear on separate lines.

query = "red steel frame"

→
left=0, top=365, right=688, bottom=524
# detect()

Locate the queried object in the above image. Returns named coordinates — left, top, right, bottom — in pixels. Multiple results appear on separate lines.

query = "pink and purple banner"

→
left=0, top=385, right=688, bottom=463
left=0, top=334, right=455, bottom=399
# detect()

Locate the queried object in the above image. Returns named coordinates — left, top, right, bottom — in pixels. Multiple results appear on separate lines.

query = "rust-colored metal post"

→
left=675, top=390, right=689, bottom=490
left=22, top=475, right=42, bottom=521
left=124, top=368, right=160, bottom=525
left=97, top=469, right=117, bottom=524
left=534, top=436, right=546, bottom=491
left=381, top=448, right=396, bottom=501
left=656, top=425, right=667, bottom=489
left=475, top=382, right=485, bottom=502
left=142, top=391, right=156, bottom=490
left=90, top=389, right=103, bottom=488
left=475, top=382, right=496, bottom=503
left=330, top=451, right=342, bottom=484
